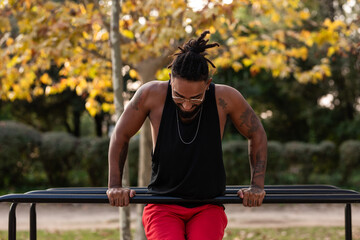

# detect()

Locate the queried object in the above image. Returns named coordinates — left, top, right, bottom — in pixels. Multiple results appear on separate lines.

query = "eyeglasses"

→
left=172, top=87, right=206, bottom=105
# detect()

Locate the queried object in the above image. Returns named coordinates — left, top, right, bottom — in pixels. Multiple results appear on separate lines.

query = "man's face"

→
left=170, top=76, right=211, bottom=121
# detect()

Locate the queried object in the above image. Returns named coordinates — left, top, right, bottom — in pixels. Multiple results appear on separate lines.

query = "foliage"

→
left=339, top=140, right=360, bottom=185
left=222, top=140, right=250, bottom=185
left=1, top=0, right=358, bottom=122
left=211, top=0, right=360, bottom=144
left=39, top=131, right=80, bottom=186
left=128, top=134, right=140, bottom=186
left=0, top=121, right=42, bottom=189
left=1, top=121, right=360, bottom=191
left=222, top=139, right=346, bottom=186
left=78, top=136, right=109, bottom=186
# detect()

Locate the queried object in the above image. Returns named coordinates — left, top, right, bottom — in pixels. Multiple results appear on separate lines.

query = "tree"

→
left=109, top=0, right=132, bottom=239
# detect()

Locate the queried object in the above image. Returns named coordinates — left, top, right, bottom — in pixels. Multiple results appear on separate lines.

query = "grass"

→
left=224, top=227, right=360, bottom=240
left=1, top=227, right=360, bottom=240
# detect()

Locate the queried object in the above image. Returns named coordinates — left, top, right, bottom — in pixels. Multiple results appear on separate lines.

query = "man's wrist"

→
left=250, top=184, right=264, bottom=190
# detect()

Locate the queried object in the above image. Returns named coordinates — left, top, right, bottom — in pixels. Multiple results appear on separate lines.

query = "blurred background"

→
left=0, top=0, right=360, bottom=194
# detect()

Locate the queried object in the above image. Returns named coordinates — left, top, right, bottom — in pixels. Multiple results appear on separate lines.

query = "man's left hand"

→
left=237, top=186, right=266, bottom=207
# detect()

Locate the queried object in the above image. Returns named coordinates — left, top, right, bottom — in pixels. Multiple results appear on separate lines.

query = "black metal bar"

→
left=45, top=184, right=340, bottom=191
left=30, top=203, right=37, bottom=240
left=345, top=204, right=352, bottom=240
left=25, top=189, right=359, bottom=195
left=9, top=203, right=17, bottom=240
left=2, top=193, right=360, bottom=204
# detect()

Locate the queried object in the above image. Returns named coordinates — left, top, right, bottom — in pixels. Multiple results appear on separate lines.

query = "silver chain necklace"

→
left=176, top=105, right=203, bottom=145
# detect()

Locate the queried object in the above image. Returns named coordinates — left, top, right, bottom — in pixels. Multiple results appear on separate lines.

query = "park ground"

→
left=1, top=203, right=359, bottom=231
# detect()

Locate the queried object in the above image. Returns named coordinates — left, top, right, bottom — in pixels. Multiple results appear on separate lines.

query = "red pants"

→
left=142, top=204, right=227, bottom=240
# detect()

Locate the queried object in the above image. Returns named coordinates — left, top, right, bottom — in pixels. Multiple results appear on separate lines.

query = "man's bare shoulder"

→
left=131, top=80, right=168, bottom=111
left=140, top=80, right=168, bottom=102
left=214, top=83, right=247, bottom=113
left=142, top=80, right=168, bottom=94
left=214, top=83, right=246, bottom=101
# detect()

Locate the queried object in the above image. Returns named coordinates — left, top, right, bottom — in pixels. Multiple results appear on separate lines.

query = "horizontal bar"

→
left=25, top=189, right=359, bottom=195
left=1, top=193, right=360, bottom=204
left=46, top=184, right=340, bottom=191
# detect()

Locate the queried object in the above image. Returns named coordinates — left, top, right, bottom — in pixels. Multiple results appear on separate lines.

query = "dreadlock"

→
left=168, top=30, right=219, bottom=81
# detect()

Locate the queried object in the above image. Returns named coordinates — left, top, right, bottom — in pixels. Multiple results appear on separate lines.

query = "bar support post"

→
left=345, top=203, right=352, bottom=240
left=9, top=203, right=18, bottom=240
left=30, top=203, right=37, bottom=240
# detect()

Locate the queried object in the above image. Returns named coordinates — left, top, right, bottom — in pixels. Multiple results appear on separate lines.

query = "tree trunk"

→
left=134, top=55, right=171, bottom=240
left=110, top=0, right=131, bottom=239
left=134, top=118, right=152, bottom=240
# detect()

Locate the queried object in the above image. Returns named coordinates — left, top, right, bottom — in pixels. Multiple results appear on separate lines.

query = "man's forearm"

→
left=249, top=130, right=267, bottom=189
left=108, top=141, right=129, bottom=188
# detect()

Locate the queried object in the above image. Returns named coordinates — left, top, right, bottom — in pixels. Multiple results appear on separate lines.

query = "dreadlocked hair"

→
left=168, top=30, right=219, bottom=81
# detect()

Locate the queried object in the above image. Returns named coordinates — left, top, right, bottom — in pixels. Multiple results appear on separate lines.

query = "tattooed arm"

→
left=217, top=85, right=267, bottom=207
left=107, top=84, right=150, bottom=207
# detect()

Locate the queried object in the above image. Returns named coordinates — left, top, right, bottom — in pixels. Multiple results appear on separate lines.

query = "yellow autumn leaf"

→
left=45, top=86, right=57, bottom=95
left=6, top=37, right=14, bottom=46
left=250, top=65, right=260, bottom=77
left=299, top=10, right=310, bottom=20
left=121, top=29, right=134, bottom=39
left=312, top=71, right=323, bottom=83
left=101, top=31, right=109, bottom=41
left=327, top=46, right=336, bottom=57
left=33, top=86, right=44, bottom=96
left=80, top=4, right=87, bottom=14
left=213, top=57, right=232, bottom=68
left=231, top=62, right=243, bottom=72
left=85, top=98, right=100, bottom=117
left=209, top=26, right=216, bottom=34
left=156, top=68, right=171, bottom=81
left=6, top=56, right=19, bottom=68
left=295, top=71, right=311, bottom=84
left=82, top=31, right=90, bottom=39
left=271, top=69, right=280, bottom=78
left=40, top=73, right=52, bottom=85
left=0, top=17, right=11, bottom=32
left=89, top=89, right=99, bottom=98
left=129, top=69, right=138, bottom=79
left=271, top=13, right=280, bottom=23
left=92, top=23, right=102, bottom=32
left=101, top=102, right=111, bottom=112
left=242, top=58, right=253, bottom=67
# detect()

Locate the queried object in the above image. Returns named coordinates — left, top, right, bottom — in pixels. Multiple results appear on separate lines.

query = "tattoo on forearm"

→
left=218, top=98, right=228, bottom=110
left=250, top=149, right=267, bottom=186
left=131, top=88, right=143, bottom=111
left=239, top=108, right=260, bottom=136
left=254, top=152, right=266, bottom=174
left=118, top=142, right=129, bottom=176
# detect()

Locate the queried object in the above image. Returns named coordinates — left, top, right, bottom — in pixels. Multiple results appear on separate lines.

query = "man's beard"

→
left=176, top=103, right=203, bottom=121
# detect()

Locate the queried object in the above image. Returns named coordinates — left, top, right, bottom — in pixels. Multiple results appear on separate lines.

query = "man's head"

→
left=168, top=31, right=219, bottom=120
left=168, top=30, right=219, bottom=82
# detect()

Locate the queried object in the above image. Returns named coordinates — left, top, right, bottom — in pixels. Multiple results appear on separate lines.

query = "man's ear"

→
left=169, top=73, right=172, bottom=84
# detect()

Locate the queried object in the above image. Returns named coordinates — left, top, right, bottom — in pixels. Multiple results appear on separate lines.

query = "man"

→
left=107, top=30, right=267, bottom=240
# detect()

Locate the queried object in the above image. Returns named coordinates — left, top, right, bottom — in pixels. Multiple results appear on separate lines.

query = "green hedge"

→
left=1, top=121, right=360, bottom=192
left=0, top=121, right=43, bottom=190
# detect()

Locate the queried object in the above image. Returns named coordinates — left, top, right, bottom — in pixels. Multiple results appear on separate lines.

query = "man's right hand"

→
left=106, top=187, right=136, bottom=207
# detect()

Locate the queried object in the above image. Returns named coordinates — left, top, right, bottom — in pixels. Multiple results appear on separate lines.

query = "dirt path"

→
left=1, top=203, right=360, bottom=231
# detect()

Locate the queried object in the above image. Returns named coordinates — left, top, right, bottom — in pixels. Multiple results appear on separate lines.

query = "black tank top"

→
left=148, top=81, right=226, bottom=200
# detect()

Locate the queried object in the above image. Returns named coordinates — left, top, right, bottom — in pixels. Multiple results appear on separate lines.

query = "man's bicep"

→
left=115, top=106, right=148, bottom=140
left=228, top=93, right=262, bottom=139
left=114, top=84, right=150, bottom=139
